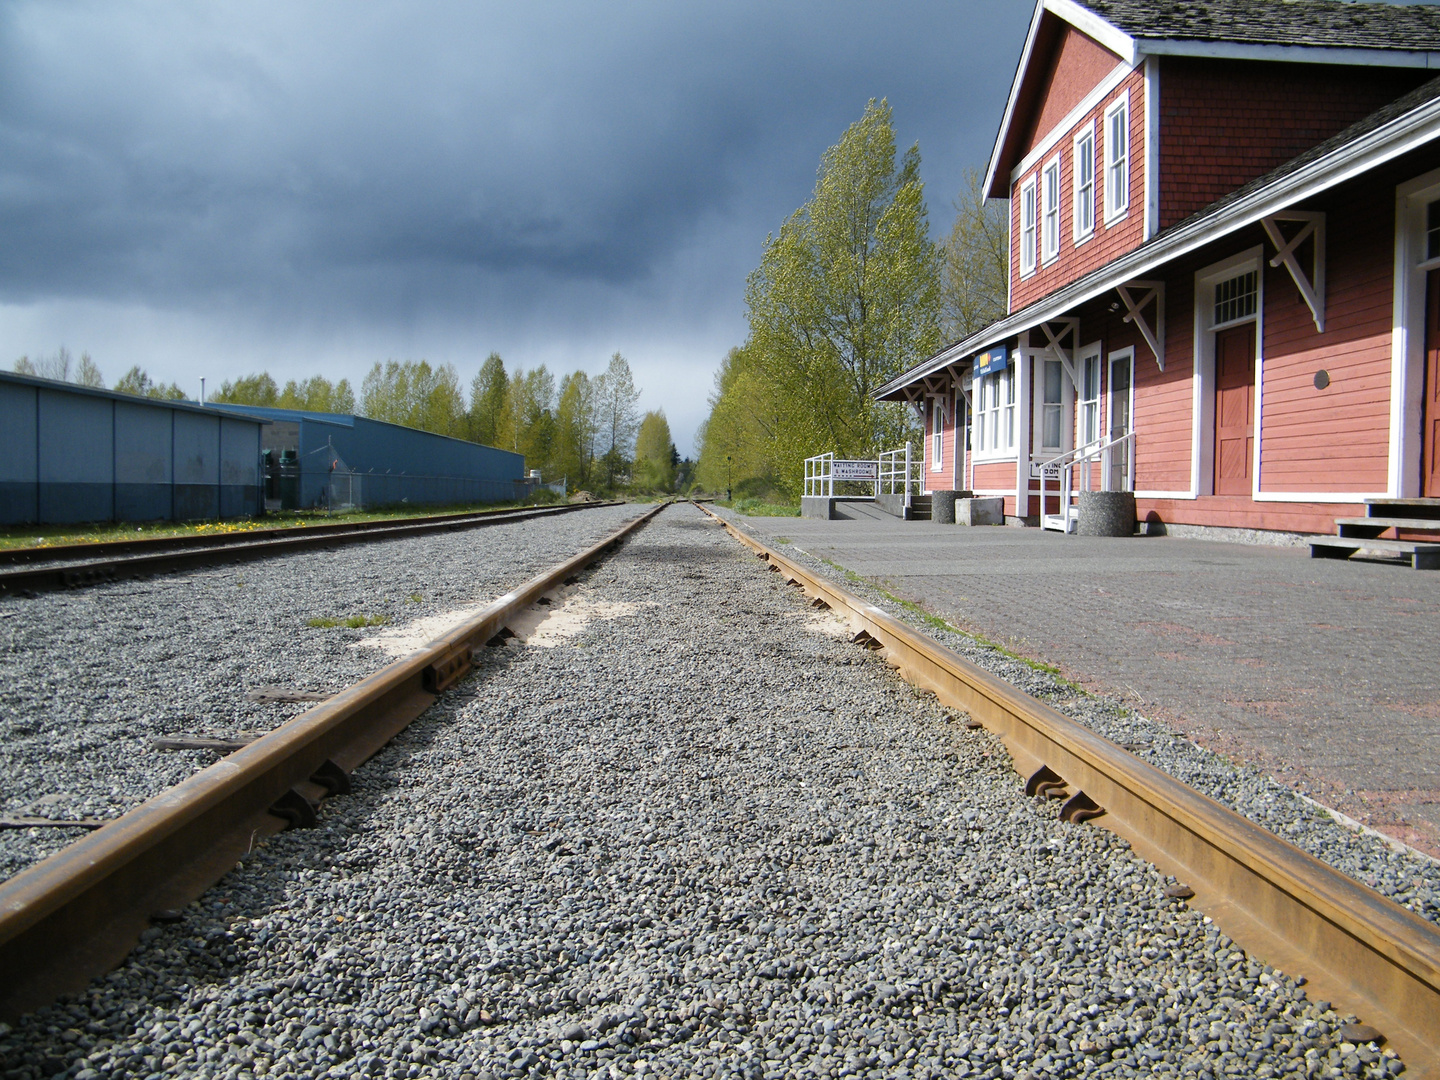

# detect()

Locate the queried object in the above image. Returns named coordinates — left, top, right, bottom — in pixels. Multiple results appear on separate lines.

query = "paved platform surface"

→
left=733, top=503, right=1440, bottom=856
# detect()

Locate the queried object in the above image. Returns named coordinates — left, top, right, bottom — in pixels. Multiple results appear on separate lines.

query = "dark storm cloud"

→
left=0, top=1, right=1030, bottom=326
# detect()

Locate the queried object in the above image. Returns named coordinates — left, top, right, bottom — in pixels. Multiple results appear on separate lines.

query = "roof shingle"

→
left=1077, top=0, right=1440, bottom=52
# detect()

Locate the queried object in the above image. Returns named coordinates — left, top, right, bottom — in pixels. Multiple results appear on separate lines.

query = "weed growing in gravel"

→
left=306, top=614, right=390, bottom=629
left=407, top=593, right=423, bottom=603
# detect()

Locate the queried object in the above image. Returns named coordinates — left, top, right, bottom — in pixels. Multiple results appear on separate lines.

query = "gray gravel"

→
left=0, top=503, right=647, bottom=881
left=712, top=509, right=1440, bottom=931
left=0, top=506, right=1406, bottom=1079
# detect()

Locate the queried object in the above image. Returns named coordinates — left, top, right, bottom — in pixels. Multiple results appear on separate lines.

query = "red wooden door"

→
left=1214, top=323, right=1256, bottom=496
left=1425, top=271, right=1440, bottom=497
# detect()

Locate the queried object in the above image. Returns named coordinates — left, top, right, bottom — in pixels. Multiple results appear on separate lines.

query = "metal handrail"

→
left=877, top=443, right=921, bottom=501
left=1040, top=430, right=1136, bottom=533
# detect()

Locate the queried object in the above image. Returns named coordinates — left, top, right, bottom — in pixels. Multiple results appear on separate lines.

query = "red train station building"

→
left=876, top=0, right=1440, bottom=548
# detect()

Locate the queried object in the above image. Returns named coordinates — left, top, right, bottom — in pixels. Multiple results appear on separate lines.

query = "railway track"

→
left=0, top=502, right=666, bottom=1022
left=0, top=501, right=618, bottom=596
left=696, top=502, right=1440, bottom=1075
left=0, top=502, right=1433, bottom=1078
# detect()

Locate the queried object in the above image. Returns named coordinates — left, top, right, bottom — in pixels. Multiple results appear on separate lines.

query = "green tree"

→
left=114, top=366, right=186, bottom=400
left=212, top=372, right=280, bottom=407
left=941, top=167, right=1010, bottom=341
left=594, top=352, right=640, bottom=486
left=715, top=99, right=940, bottom=497
left=277, top=375, right=356, bottom=414
left=75, top=352, right=105, bottom=388
left=634, top=410, right=677, bottom=491
left=695, top=344, right=785, bottom=494
left=360, top=360, right=466, bottom=438
left=553, top=371, right=596, bottom=487
left=468, top=352, right=508, bottom=446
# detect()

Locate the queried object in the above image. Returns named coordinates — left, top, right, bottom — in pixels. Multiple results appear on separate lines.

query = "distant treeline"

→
left=11, top=349, right=685, bottom=492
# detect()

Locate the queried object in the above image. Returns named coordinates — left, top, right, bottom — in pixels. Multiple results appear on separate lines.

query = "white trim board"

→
left=1391, top=166, right=1440, bottom=498
left=1010, top=61, right=1134, bottom=185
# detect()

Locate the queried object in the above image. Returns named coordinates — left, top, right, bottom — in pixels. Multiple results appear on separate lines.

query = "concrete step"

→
left=1336, top=516, right=1440, bottom=538
left=1310, top=535, right=1440, bottom=569
left=1364, top=497, right=1440, bottom=520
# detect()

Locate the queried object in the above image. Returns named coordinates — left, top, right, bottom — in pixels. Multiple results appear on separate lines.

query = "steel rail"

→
left=0, top=502, right=619, bottom=566
left=697, top=503, right=1440, bottom=1075
left=0, top=501, right=667, bottom=1021
left=0, top=502, right=620, bottom=597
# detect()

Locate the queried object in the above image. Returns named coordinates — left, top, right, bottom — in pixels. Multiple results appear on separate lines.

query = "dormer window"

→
left=1019, top=175, right=1037, bottom=277
left=1104, top=91, right=1130, bottom=224
left=1073, top=124, right=1095, bottom=244
left=1041, top=155, right=1061, bottom=264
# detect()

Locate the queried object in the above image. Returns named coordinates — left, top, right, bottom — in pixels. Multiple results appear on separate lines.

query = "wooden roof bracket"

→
left=1116, top=280, right=1165, bottom=370
left=1038, top=317, right=1080, bottom=386
left=1262, top=211, right=1325, bottom=334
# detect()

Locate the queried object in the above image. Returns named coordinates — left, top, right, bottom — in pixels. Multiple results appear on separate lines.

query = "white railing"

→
left=1039, top=430, right=1136, bottom=533
left=878, top=442, right=923, bottom=500
left=804, top=452, right=836, bottom=497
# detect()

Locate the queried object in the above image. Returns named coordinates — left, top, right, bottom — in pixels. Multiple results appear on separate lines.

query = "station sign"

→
left=832, top=459, right=878, bottom=481
left=973, top=344, right=1010, bottom=377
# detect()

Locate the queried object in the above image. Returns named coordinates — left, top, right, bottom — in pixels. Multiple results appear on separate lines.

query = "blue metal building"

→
left=0, top=371, right=267, bottom=525
left=204, top=404, right=526, bottom=510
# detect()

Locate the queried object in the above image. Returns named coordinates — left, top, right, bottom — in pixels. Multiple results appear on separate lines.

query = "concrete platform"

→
left=730, top=512, right=1440, bottom=857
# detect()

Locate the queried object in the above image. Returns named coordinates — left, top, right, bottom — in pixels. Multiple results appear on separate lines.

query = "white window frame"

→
left=1077, top=342, right=1103, bottom=449
left=1041, top=154, right=1061, bottom=265
left=972, top=365, right=1017, bottom=462
left=1103, top=90, right=1130, bottom=225
left=1073, top=123, right=1095, bottom=245
left=1032, top=354, right=1073, bottom=459
left=1018, top=175, right=1037, bottom=278
left=1107, top=347, right=1136, bottom=492
left=931, top=397, right=944, bottom=472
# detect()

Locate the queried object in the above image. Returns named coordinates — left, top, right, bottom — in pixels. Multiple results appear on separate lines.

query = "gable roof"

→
left=881, top=73, right=1440, bottom=402
left=985, top=0, right=1440, bottom=197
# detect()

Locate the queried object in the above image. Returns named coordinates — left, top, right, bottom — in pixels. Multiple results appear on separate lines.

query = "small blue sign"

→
left=973, top=344, right=1009, bottom=377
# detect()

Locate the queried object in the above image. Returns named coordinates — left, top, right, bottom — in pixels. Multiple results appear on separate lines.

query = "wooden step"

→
left=1335, top=516, right=1440, bottom=538
left=1309, top=535, right=1440, bottom=569
left=1364, top=497, right=1440, bottom=520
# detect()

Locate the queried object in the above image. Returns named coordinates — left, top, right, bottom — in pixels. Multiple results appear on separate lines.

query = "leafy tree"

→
left=14, top=347, right=105, bottom=388
left=941, top=167, right=1010, bottom=341
left=212, top=372, right=280, bottom=407
left=277, top=375, right=356, bottom=414
left=360, top=360, right=466, bottom=438
left=553, top=371, right=596, bottom=487
left=594, top=352, right=640, bottom=486
left=75, top=352, right=105, bottom=388
left=634, top=410, right=677, bottom=491
left=696, top=345, right=785, bottom=494
left=468, top=352, right=508, bottom=447
left=710, top=99, right=940, bottom=497
left=499, top=366, right=556, bottom=470
left=114, top=366, right=186, bottom=400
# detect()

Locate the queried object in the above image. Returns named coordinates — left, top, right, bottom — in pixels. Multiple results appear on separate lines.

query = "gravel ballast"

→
left=0, top=503, right=648, bottom=881
left=711, top=510, right=1440, bottom=933
left=0, top=506, right=1406, bottom=1078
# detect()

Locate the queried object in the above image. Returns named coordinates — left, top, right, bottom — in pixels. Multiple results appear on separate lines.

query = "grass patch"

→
left=0, top=498, right=567, bottom=552
left=407, top=593, right=423, bottom=604
left=307, top=614, right=390, bottom=629
left=728, top=497, right=800, bottom=517
left=813, top=556, right=1079, bottom=687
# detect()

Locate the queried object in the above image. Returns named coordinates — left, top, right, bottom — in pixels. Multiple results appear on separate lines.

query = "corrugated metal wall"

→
left=210, top=404, right=526, bottom=510
left=0, top=375, right=265, bottom=525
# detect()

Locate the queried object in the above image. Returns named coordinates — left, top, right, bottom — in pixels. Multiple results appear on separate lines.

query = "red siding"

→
left=1158, top=57, right=1425, bottom=229
left=1258, top=185, right=1394, bottom=493
left=971, top=461, right=1015, bottom=494
left=1010, top=67, right=1148, bottom=312
left=923, top=395, right=961, bottom=491
left=1024, top=25, right=1125, bottom=157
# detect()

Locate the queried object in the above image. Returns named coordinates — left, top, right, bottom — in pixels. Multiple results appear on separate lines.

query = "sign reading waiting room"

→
left=832, top=459, right=879, bottom=481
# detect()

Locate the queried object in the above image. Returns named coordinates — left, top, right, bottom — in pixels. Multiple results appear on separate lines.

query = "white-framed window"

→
left=1103, top=91, right=1130, bottom=224
left=1213, top=269, right=1258, bottom=327
left=1041, top=155, right=1061, bottom=264
left=1019, top=175, right=1037, bottom=277
left=974, top=365, right=1016, bottom=459
left=1078, top=344, right=1102, bottom=447
left=1073, top=124, right=1095, bottom=243
left=931, top=398, right=944, bottom=471
left=1035, top=357, right=1068, bottom=457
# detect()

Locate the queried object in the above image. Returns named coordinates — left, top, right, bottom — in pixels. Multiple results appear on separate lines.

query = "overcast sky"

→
left=0, top=1, right=1033, bottom=455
